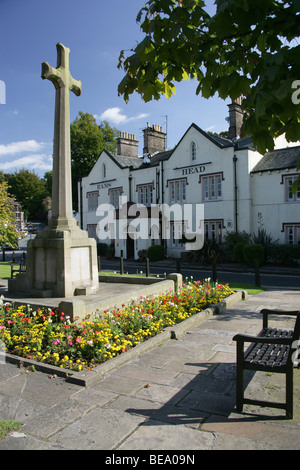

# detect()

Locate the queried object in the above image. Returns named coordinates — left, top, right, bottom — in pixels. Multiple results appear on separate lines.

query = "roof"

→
left=251, top=145, right=300, bottom=173
left=234, top=135, right=255, bottom=151
left=148, top=150, right=173, bottom=166
left=100, top=122, right=255, bottom=174
left=102, top=149, right=142, bottom=169
left=111, top=154, right=142, bottom=169
left=184, top=123, right=234, bottom=149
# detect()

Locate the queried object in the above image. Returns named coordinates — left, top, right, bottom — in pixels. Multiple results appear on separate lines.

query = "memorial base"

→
left=8, top=219, right=99, bottom=298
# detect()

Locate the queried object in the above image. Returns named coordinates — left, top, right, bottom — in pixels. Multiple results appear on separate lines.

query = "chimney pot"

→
left=143, top=122, right=166, bottom=155
left=117, top=131, right=139, bottom=158
left=228, top=98, right=244, bottom=140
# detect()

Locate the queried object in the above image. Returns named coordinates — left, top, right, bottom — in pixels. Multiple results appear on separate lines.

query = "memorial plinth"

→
left=8, top=43, right=99, bottom=298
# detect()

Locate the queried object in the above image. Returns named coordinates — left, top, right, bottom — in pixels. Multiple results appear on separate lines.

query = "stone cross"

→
left=41, top=42, right=81, bottom=229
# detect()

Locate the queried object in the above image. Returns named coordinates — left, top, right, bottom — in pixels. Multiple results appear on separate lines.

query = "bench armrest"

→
left=233, top=333, right=293, bottom=346
left=261, top=309, right=300, bottom=329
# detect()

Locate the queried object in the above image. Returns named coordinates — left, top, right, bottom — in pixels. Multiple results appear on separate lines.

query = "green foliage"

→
left=43, top=171, right=53, bottom=195
left=199, top=239, right=224, bottom=264
left=267, top=244, right=300, bottom=266
left=243, top=243, right=264, bottom=266
left=97, top=243, right=115, bottom=259
left=252, top=228, right=277, bottom=246
left=147, top=244, right=165, bottom=261
left=0, top=420, right=23, bottom=439
left=118, top=0, right=300, bottom=154
left=106, top=244, right=115, bottom=259
left=97, top=243, right=109, bottom=256
left=233, top=241, right=246, bottom=263
left=5, top=169, right=49, bottom=221
left=0, top=182, right=21, bottom=249
left=0, top=262, right=11, bottom=279
left=252, top=228, right=278, bottom=261
left=224, top=230, right=252, bottom=258
left=71, top=112, right=119, bottom=211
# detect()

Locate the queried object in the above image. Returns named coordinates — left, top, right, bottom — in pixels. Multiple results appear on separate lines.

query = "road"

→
left=99, top=259, right=300, bottom=289
left=3, top=233, right=300, bottom=289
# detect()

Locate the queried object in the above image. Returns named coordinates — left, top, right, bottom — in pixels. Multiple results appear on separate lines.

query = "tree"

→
left=71, top=112, right=119, bottom=211
left=0, top=181, right=20, bottom=250
left=118, top=0, right=300, bottom=156
left=43, top=170, right=53, bottom=195
left=5, top=169, right=49, bottom=221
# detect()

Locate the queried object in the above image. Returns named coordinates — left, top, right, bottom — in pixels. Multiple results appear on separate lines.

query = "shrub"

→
left=224, top=231, right=252, bottom=262
left=147, top=244, right=164, bottom=261
left=252, top=229, right=278, bottom=262
left=199, top=239, right=224, bottom=265
left=233, top=242, right=246, bottom=263
left=243, top=243, right=264, bottom=266
left=97, top=243, right=108, bottom=256
left=224, top=230, right=252, bottom=251
left=268, top=244, right=300, bottom=265
left=138, top=249, right=147, bottom=261
left=106, top=244, right=115, bottom=259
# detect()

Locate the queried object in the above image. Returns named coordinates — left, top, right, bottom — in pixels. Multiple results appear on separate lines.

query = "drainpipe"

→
left=156, top=168, right=160, bottom=204
left=233, top=154, right=238, bottom=232
left=160, top=161, right=165, bottom=248
left=128, top=167, right=133, bottom=201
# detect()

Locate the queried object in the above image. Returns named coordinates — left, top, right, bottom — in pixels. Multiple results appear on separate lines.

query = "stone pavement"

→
left=0, top=289, right=299, bottom=451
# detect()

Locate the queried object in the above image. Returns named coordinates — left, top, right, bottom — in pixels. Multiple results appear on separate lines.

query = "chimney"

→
left=143, top=123, right=166, bottom=155
left=117, top=132, right=139, bottom=158
left=228, top=97, right=244, bottom=140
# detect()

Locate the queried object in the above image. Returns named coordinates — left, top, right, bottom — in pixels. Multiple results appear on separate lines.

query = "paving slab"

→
left=0, top=288, right=299, bottom=451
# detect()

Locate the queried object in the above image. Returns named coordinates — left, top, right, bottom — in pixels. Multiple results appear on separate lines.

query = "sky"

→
left=0, top=0, right=232, bottom=178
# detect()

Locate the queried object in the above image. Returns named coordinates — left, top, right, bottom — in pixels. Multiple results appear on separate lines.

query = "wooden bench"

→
left=11, top=261, right=26, bottom=278
left=233, top=309, right=300, bottom=419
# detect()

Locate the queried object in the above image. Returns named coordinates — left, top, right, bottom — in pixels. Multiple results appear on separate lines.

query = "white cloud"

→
left=99, top=107, right=127, bottom=124
left=1, top=153, right=53, bottom=172
left=96, top=107, right=149, bottom=125
left=0, top=140, right=53, bottom=176
left=0, top=140, right=47, bottom=156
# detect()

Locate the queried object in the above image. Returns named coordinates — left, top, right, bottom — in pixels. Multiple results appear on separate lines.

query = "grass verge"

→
left=229, top=282, right=265, bottom=295
left=0, top=420, right=23, bottom=440
left=0, top=262, right=11, bottom=279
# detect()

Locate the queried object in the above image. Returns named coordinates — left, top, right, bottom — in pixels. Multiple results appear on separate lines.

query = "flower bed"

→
left=0, top=280, right=234, bottom=372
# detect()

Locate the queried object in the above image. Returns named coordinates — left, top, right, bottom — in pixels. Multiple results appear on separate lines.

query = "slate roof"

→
left=234, top=135, right=255, bottom=151
left=251, top=145, right=300, bottom=173
left=105, top=151, right=142, bottom=169
left=147, top=150, right=173, bottom=166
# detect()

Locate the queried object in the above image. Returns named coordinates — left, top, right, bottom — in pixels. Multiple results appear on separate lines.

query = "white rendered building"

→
left=79, top=102, right=300, bottom=259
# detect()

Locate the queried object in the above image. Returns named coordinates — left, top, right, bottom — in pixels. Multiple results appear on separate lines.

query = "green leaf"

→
left=285, top=121, right=300, bottom=142
left=135, top=36, right=155, bottom=57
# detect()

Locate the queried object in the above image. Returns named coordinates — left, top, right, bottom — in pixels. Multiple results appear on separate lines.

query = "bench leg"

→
left=286, top=367, right=293, bottom=419
left=236, top=366, right=244, bottom=412
left=236, top=343, right=244, bottom=413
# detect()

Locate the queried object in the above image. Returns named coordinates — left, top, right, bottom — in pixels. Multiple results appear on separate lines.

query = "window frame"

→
left=86, top=190, right=99, bottom=211
left=282, top=174, right=300, bottom=202
left=282, top=223, right=300, bottom=244
left=167, top=178, right=188, bottom=204
left=204, top=219, right=223, bottom=243
left=109, top=187, right=123, bottom=208
left=136, top=183, right=154, bottom=206
left=200, top=172, right=224, bottom=202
